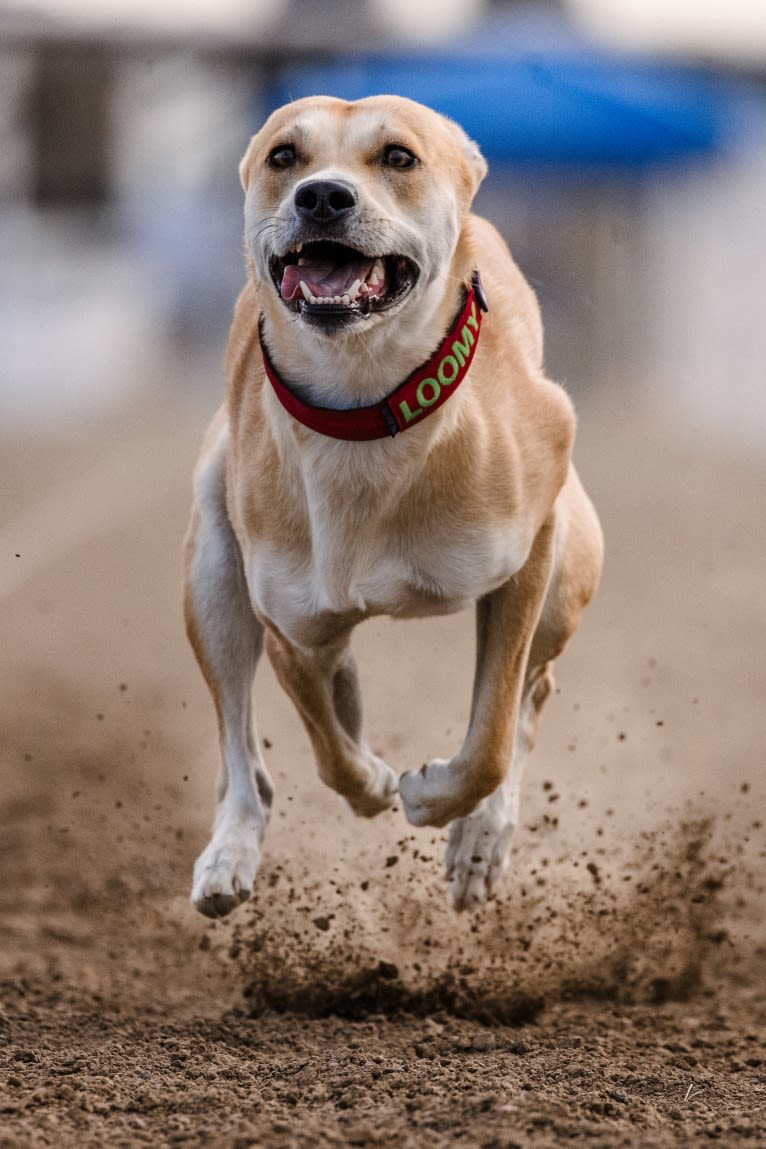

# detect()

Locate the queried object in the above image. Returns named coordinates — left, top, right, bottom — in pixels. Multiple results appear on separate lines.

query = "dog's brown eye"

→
left=383, top=145, right=417, bottom=170
left=268, top=144, right=296, bottom=170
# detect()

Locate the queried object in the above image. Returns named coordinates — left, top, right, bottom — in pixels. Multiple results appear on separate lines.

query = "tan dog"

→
left=185, top=95, right=603, bottom=918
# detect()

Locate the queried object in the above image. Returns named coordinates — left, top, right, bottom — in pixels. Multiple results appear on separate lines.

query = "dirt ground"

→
left=1, top=385, right=764, bottom=1148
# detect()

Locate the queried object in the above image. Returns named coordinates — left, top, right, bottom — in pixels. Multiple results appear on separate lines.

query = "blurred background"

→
left=1, top=0, right=764, bottom=993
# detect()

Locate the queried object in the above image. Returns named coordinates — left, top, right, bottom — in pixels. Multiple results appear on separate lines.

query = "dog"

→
left=184, top=95, right=603, bottom=918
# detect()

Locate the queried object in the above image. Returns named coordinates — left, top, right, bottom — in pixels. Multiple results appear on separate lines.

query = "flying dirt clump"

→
left=227, top=815, right=735, bottom=1024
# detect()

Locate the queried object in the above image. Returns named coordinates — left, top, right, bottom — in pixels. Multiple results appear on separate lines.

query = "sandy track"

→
left=1, top=391, right=764, bottom=1146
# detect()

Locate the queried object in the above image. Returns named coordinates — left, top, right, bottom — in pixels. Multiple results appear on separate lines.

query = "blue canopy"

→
left=263, top=15, right=750, bottom=170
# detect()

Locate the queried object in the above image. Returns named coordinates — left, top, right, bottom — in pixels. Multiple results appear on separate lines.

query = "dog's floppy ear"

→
left=239, top=136, right=257, bottom=192
left=443, top=116, right=487, bottom=202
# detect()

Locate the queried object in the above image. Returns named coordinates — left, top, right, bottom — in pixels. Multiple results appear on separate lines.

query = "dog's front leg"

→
left=185, top=436, right=273, bottom=918
left=265, top=629, right=398, bottom=817
left=399, top=517, right=555, bottom=830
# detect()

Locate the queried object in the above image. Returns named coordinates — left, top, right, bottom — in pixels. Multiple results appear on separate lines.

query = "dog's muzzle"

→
left=270, top=238, right=419, bottom=327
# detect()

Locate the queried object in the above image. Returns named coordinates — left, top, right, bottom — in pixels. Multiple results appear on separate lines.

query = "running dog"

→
left=185, top=95, right=603, bottom=917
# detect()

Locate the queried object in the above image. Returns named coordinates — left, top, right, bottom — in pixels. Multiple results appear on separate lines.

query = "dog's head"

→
left=239, top=95, right=486, bottom=337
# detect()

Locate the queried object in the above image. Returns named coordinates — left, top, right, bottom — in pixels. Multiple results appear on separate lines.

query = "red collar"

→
left=260, top=271, right=489, bottom=441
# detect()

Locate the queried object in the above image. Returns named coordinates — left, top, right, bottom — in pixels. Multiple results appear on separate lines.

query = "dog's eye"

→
left=383, top=145, right=418, bottom=170
left=267, top=144, right=297, bottom=170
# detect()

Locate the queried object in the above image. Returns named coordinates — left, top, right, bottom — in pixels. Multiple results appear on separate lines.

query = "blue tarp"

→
left=263, top=15, right=751, bottom=170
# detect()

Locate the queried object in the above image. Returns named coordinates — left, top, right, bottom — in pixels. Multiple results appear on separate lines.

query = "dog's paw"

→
left=445, top=801, right=516, bottom=911
left=399, top=758, right=478, bottom=828
left=344, top=752, right=398, bottom=818
left=191, top=828, right=261, bottom=919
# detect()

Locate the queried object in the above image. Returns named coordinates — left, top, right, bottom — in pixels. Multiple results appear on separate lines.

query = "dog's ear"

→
left=443, top=116, right=487, bottom=202
left=239, top=137, right=257, bottom=192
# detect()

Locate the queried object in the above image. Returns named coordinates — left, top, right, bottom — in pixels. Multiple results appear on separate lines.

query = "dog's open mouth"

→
left=271, top=241, right=418, bottom=319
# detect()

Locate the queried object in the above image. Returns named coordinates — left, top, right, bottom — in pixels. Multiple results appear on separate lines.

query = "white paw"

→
left=344, top=752, right=399, bottom=818
left=191, top=824, right=261, bottom=919
left=445, top=800, right=516, bottom=911
left=399, top=758, right=479, bottom=828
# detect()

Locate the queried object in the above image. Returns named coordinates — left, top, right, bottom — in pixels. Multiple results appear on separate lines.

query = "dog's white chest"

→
left=246, top=514, right=530, bottom=642
left=357, top=523, right=527, bottom=615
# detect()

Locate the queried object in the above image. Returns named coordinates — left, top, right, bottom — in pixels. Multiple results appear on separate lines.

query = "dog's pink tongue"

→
left=281, top=258, right=374, bottom=302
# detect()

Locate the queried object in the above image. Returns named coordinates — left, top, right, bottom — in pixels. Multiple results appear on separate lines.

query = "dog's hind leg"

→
left=445, top=661, right=553, bottom=910
left=398, top=515, right=556, bottom=832
left=442, top=470, right=603, bottom=908
left=265, top=628, right=398, bottom=817
left=400, top=467, right=602, bottom=842
left=184, top=415, right=272, bottom=918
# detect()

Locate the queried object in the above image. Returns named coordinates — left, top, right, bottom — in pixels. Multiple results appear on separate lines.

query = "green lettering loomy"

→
left=451, top=325, right=475, bottom=367
left=398, top=398, right=424, bottom=424
left=437, top=355, right=459, bottom=386
left=416, top=378, right=440, bottom=407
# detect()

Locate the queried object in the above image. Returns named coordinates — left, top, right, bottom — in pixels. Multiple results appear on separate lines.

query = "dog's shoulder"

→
left=463, top=214, right=576, bottom=516
left=469, top=214, right=544, bottom=372
left=224, top=281, right=288, bottom=481
left=469, top=212, right=574, bottom=442
left=225, top=281, right=264, bottom=420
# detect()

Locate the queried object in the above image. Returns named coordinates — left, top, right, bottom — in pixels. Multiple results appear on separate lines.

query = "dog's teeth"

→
left=297, top=257, right=309, bottom=266
left=299, top=280, right=312, bottom=302
left=341, top=294, right=350, bottom=305
left=295, top=242, right=302, bottom=253
left=348, top=278, right=362, bottom=302
left=369, top=258, right=385, bottom=284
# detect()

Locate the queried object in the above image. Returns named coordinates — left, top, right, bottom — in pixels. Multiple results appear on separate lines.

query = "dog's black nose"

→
left=294, top=179, right=357, bottom=222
